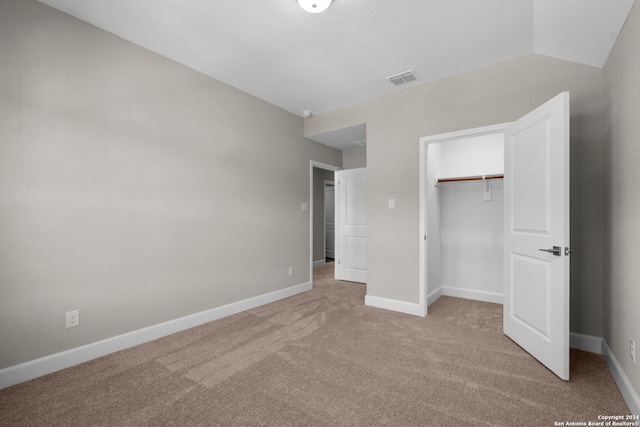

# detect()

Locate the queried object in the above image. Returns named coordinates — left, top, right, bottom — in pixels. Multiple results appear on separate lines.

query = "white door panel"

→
left=512, top=120, right=551, bottom=232
left=511, top=254, right=551, bottom=337
left=336, top=168, right=367, bottom=283
left=346, top=236, right=367, bottom=268
left=504, top=92, right=570, bottom=380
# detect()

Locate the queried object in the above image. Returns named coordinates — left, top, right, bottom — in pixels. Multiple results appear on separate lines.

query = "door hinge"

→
left=565, top=247, right=573, bottom=256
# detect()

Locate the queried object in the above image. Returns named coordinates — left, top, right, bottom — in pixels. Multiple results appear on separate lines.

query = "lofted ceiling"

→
left=39, top=0, right=635, bottom=148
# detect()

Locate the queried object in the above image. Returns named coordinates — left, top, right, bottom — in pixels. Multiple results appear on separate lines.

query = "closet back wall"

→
left=438, top=181, right=504, bottom=302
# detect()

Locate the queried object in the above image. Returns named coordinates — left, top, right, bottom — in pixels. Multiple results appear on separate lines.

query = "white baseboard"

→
left=365, top=295, right=424, bottom=317
left=441, top=287, right=503, bottom=304
left=602, top=340, right=640, bottom=415
left=570, top=333, right=603, bottom=354
left=313, top=259, right=326, bottom=267
left=0, top=281, right=312, bottom=390
left=427, top=286, right=443, bottom=307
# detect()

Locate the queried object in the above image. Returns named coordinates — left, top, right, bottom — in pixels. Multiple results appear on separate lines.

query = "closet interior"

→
left=426, top=132, right=506, bottom=306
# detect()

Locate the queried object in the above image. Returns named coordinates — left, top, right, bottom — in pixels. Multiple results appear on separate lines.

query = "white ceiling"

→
left=39, top=0, right=635, bottom=148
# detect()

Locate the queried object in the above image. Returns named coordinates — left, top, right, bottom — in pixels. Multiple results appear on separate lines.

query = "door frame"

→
left=310, top=161, right=341, bottom=286
left=418, top=123, right=510, bottom=317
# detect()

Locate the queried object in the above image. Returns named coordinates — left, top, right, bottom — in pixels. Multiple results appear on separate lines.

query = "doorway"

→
left=419, top=124, right=507, bottom=316
left=419, top=123, right=508, bottom=314
left=310, top=161, right=341, bottom=284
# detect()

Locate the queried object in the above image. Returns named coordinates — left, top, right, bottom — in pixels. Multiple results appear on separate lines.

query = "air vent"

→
left=387, top=70, right=419, bottom=86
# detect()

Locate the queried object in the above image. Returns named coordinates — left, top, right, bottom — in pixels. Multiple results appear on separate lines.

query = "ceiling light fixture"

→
left=298, top=0, right=332, bottom=14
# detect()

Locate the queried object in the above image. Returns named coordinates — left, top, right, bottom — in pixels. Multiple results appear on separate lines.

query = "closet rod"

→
left=436, top=174, right=504, bottom=183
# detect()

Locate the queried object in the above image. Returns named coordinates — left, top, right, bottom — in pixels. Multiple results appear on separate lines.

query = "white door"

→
left=336, top=168, right=367, bottom=283
left=503, top=92, right=570, bottom=380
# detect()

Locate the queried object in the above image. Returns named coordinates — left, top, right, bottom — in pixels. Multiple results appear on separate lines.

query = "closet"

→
left=426, top=131, right=505, bottom=305
left=420, top=92, right=571, bottom=380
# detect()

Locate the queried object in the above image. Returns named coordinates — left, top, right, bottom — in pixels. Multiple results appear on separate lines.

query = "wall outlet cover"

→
left=66, top=310, right=80, bottom=328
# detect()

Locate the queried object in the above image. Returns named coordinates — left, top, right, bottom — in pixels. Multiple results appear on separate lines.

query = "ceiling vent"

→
left=387, top=70, right=419, bottom=86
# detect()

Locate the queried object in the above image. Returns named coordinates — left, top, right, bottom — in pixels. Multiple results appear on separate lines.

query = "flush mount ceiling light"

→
left=298, top=0, right=332, bottom=14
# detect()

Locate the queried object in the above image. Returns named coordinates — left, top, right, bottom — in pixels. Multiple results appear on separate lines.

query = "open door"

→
left=503, top=92, right=570, bottom=380
left=335, top=168, right=367, bottom=283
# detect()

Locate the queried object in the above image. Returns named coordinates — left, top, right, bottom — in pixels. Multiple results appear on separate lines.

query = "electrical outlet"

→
left=631, top=338, right=636, bottom=363
left=288, top=266, right=294, bottom=277
left=66, top=310, right=80, bottom=329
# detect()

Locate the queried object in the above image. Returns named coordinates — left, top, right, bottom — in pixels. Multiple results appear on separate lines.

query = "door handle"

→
left=539, top=246, right=562, bottom=256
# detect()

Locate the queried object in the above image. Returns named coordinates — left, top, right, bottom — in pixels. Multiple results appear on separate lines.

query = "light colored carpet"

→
left=0, top=262, right=630, bottom=426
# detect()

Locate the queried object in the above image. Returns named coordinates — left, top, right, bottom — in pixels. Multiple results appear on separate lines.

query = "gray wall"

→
left=604, top=0, right=640, bottom=398
left=342, top=146, right=367, bottom=169
left=0, top=0, right=341, bottom=369
left=305, top=54, right=605, bottom=338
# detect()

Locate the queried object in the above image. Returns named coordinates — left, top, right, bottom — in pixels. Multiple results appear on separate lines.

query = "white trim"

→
left=603, top=340, right=640, bottom=415
left=441, top=287, right=503, bottom=304
left=418, top=123, right=510, bottom=317
left=427, top=286, right=443, bottom=307
left=311, top=160, right=342, bottom=172
left=428, top=286, right=502, bottom=305
left=420, top=123, right=511, bottom=145
left=0, top=281, right=312, bottom=390
left=313, top=259, right=326, bottom=267
left=569, top=332, right=603, bottom=354
left=365, top=295, right=423, bottom=317
left=419, top=138, right=428, bottom=316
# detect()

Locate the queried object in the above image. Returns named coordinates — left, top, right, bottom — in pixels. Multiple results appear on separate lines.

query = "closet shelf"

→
left=436, top=174, right=504, bottom=183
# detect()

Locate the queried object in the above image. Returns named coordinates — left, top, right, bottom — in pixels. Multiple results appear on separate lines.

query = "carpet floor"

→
left=0, top=262, right=631, bottom=426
